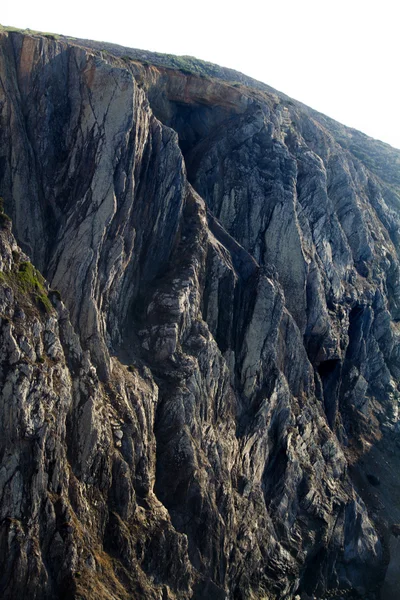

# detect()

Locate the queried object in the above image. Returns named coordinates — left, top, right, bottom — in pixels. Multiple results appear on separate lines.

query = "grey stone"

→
left=0, top=28, right=398, bottom=600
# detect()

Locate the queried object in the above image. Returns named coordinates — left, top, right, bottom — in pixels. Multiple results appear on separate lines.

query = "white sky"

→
left=2, top=0, right=400, bottom=149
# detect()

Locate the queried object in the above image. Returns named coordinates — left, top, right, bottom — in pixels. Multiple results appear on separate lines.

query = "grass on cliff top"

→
left=0, top=24, right=60, bottom=39
left=0, top=25, right=212, bottom=77
left=0, top=25, right=255, bottom=87
left=154, top=54, right=218, bottom=77
left=118, top=51, right=218, bottom=78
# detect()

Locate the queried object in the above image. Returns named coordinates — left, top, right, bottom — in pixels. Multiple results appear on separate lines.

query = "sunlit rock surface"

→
left=0, top=28, right=399, bottom=599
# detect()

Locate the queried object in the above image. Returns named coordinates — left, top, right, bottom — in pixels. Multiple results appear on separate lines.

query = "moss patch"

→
left=0, top=24, right=60, bottom=39
left=16, top=262, right=53, bottom=313
left=0, top=260, right=53, bottom=315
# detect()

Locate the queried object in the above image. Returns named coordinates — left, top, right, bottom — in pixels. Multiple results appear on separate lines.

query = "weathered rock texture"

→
left=0, top=28, right=399, bottom=599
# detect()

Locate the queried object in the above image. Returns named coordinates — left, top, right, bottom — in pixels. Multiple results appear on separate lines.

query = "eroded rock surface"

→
left=0, top=29, right=399, bottom=599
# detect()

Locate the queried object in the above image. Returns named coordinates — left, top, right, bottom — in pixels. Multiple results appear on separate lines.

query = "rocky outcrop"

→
left=0, top=28, right=399, bottom=599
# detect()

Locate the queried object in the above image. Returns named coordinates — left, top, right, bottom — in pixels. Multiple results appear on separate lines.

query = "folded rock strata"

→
left=0, top=28, right=399, bottom=599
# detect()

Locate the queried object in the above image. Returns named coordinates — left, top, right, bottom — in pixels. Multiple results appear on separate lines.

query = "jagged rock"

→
left=0, top=27, right=399, bottom=599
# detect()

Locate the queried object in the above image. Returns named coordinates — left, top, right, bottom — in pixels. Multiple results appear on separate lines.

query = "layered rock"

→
left=0, top=28, right=399, bottom=599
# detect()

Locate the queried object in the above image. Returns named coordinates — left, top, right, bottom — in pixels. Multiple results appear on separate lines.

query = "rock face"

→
left=0, top=28, right=399, bottom=599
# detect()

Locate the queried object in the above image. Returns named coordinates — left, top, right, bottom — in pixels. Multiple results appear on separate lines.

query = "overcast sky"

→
left=2, top=0, right=399, bottom=149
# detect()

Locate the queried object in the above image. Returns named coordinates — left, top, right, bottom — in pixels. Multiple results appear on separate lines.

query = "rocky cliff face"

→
left=0, top=28, right=399, bottom=599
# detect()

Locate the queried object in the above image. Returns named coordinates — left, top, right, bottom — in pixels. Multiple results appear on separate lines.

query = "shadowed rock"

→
left=0, top=27, right=399, bottom=599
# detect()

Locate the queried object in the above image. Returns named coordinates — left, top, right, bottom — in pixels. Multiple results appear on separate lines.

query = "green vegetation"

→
left=0, top=25, right=22, bottom=33
left=0, top=197, right=53, bottom=314
left=160, top=54, right=215, bottom=78
left=127, top=51, right=218, bottom=78
left=42, top=33, right=59, bottom=40
left=17, top=261, right=45, bottom=293
left=16, top=262, right=52, bottom=313
left=0, top=259, right=53, bottom=314
left=0, top=24, right=60, bottom=39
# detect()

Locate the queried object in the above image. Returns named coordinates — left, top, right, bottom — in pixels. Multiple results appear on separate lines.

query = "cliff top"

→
left=2, top=23, right=400, bottom=190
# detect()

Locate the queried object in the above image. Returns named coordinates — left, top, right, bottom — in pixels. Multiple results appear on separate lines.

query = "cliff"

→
left=0, top=28, right=399, bottom=599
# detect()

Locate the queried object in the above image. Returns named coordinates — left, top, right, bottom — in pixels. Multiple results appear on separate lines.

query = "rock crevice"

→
left=0, top=29, right=399, bottom=599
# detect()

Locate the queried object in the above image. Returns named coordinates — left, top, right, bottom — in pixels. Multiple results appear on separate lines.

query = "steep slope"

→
left=0, top=28, right=399, bottom=600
